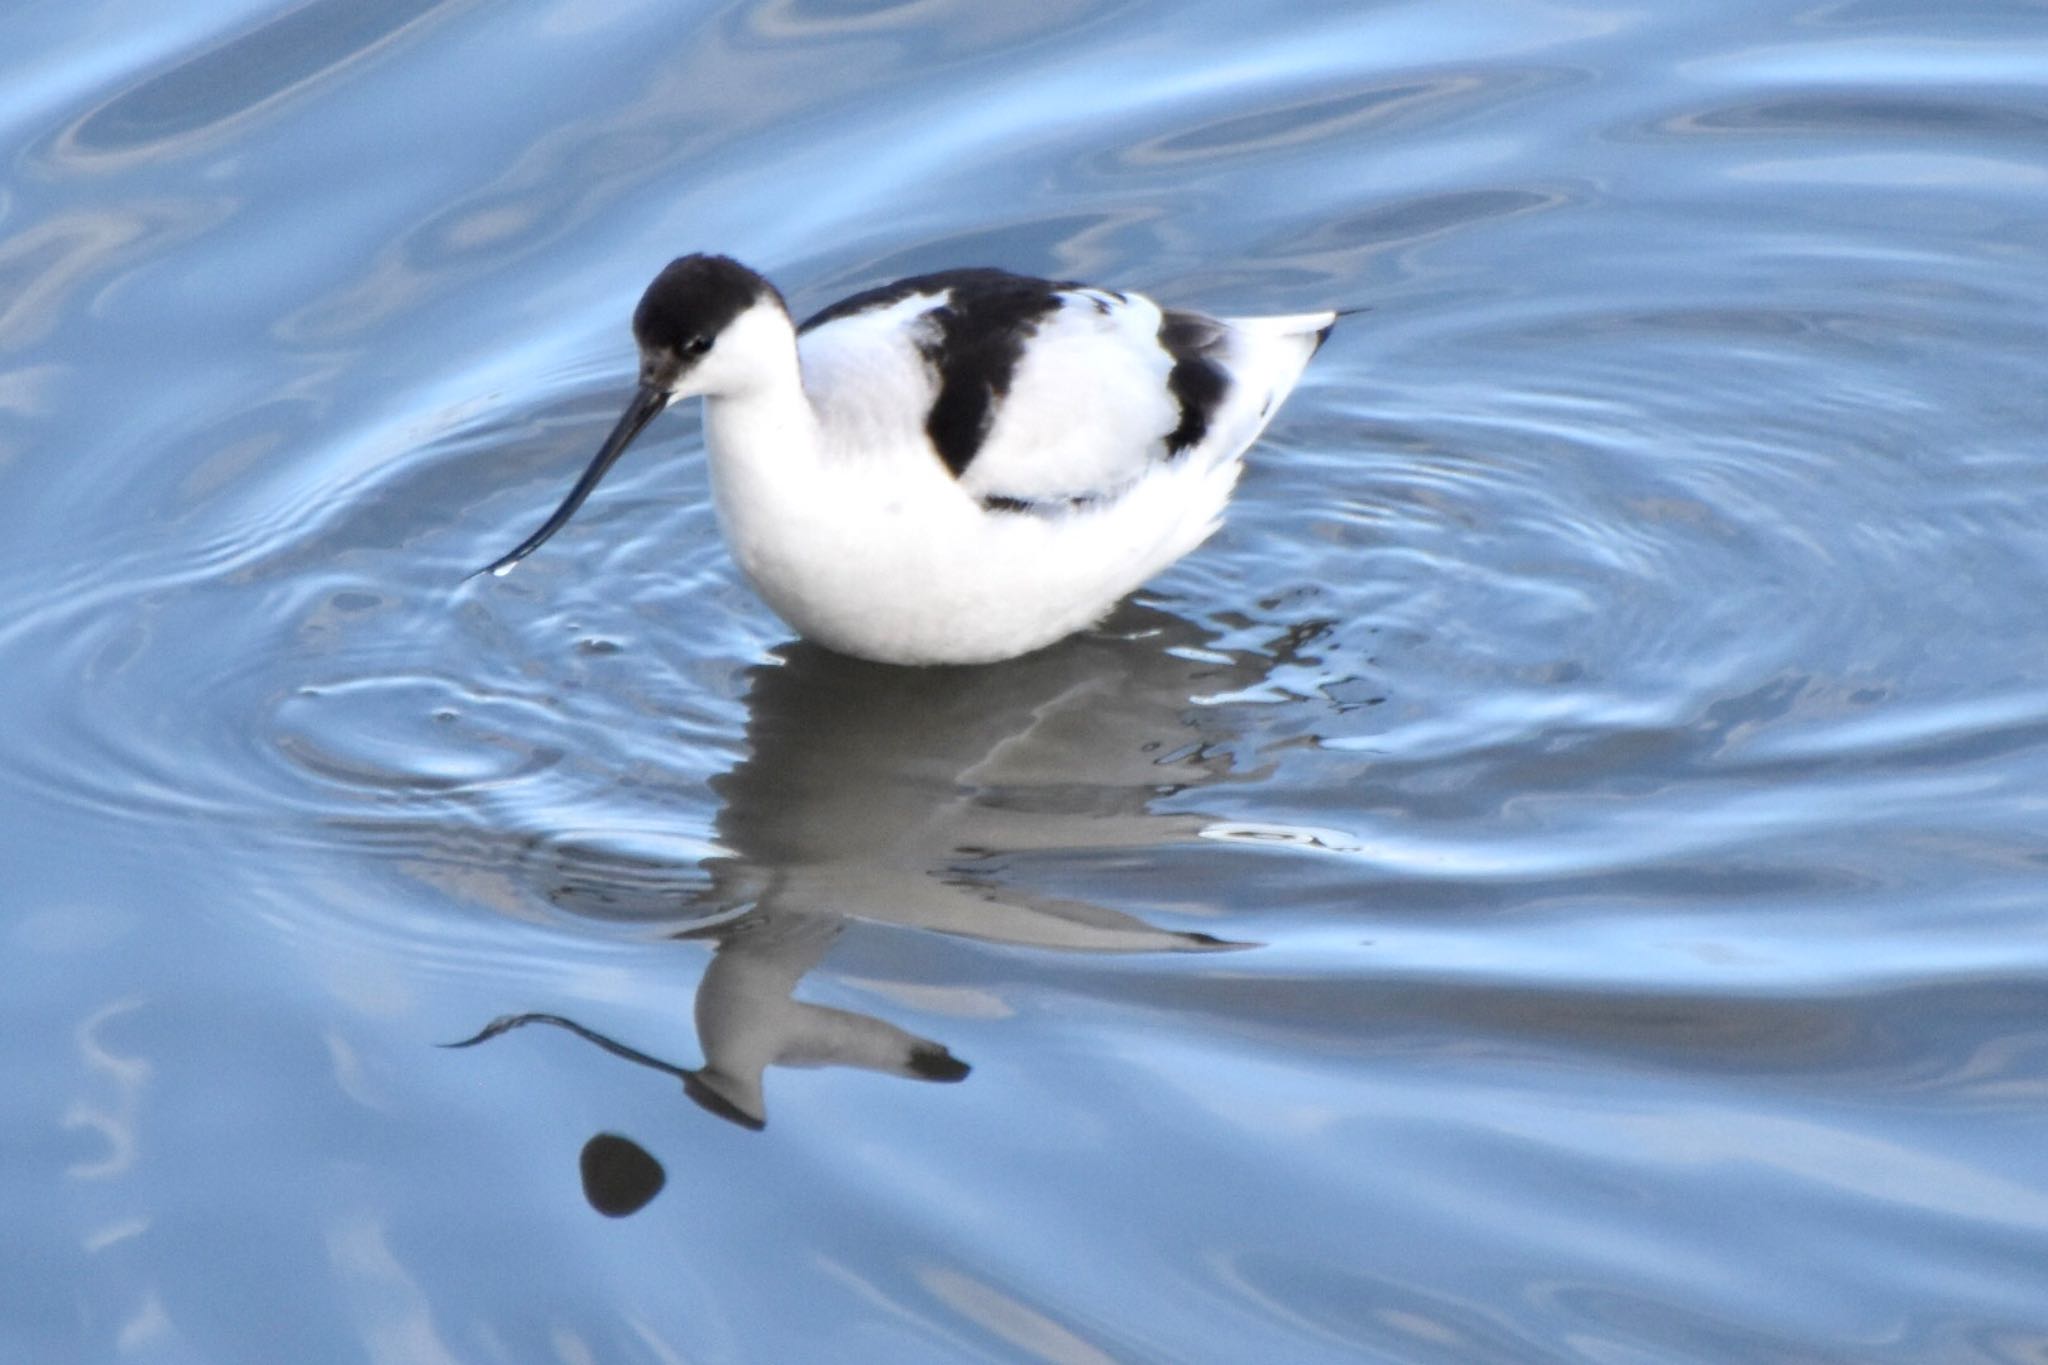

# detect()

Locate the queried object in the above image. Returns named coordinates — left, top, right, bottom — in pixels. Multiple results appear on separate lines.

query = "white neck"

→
left=690, top=303, right=844, bottom=631
left=696, top=302, right=818, bottom=480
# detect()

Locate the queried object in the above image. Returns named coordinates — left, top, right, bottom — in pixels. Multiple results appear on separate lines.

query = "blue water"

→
left=7, top=0, right=2048, bottom=1359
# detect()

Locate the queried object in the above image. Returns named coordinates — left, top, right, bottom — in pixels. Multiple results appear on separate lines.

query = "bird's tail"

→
left=1227, top=308, right=1346, bottom=358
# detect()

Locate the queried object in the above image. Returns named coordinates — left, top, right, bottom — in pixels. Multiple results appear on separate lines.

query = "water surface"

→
left=6, top=0, right=2048, bottom=1360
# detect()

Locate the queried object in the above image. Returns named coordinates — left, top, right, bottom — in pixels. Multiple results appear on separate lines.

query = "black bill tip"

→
left=466, top=554, right=522, bottom=581
left=471, top=382, right=669, bottom=580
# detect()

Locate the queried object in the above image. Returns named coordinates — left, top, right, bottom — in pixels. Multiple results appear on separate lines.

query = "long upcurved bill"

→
left=474, top=382, right=668, bottom=578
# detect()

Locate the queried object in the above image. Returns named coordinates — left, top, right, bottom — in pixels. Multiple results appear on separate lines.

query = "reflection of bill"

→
left=443, top=913, right=969, bottom=1135
left=450, top=603, right=1287, bottom=1191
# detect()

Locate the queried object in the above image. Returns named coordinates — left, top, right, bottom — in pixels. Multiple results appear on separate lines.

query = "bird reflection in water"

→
left=451, top=603, right=1289, bottom=1205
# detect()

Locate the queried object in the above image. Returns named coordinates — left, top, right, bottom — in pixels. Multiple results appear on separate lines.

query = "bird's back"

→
left=795, top=270, right=1332, bottom=510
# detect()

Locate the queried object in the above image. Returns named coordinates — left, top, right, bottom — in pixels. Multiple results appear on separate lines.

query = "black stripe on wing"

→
left=1157, top=310, right=1232, bottom=457
left=800, top=269, right=1078, bottom=478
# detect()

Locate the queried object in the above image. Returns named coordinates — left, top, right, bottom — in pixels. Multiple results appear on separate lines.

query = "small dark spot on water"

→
left=580, top=1133, right=665, bottom=1218
left=330, top=592, right=380, bottom=612
left=1257, top=586, right=1322, bottom=612
left=1321, top=676, right=1387, bottom=711
left=576, top=637, right=624, bottom=655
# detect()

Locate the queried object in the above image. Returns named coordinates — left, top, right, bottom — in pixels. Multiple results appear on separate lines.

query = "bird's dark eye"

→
left=684, top=335, right=713, bottom=355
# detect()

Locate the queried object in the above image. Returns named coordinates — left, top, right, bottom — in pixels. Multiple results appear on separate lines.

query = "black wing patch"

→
left=801, top=269, right=1076, bottom=478
left=1157, top=309, right=1232, bottom=457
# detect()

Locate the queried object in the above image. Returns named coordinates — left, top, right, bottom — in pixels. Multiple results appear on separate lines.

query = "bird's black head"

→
left=631, top=253, right=779, bottom=389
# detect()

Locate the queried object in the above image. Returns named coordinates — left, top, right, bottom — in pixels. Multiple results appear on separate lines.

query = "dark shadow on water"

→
left=451, top=602, right=1291, bottom=1192
left=688, top=601, right=1268, bottom=954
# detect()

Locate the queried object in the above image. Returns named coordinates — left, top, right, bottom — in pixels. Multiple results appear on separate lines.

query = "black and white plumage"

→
left=482, top=254, right=1337, bottom=664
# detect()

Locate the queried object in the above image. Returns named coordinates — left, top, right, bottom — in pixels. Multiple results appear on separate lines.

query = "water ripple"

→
left=8, top=0, right=2048, bottom=1356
